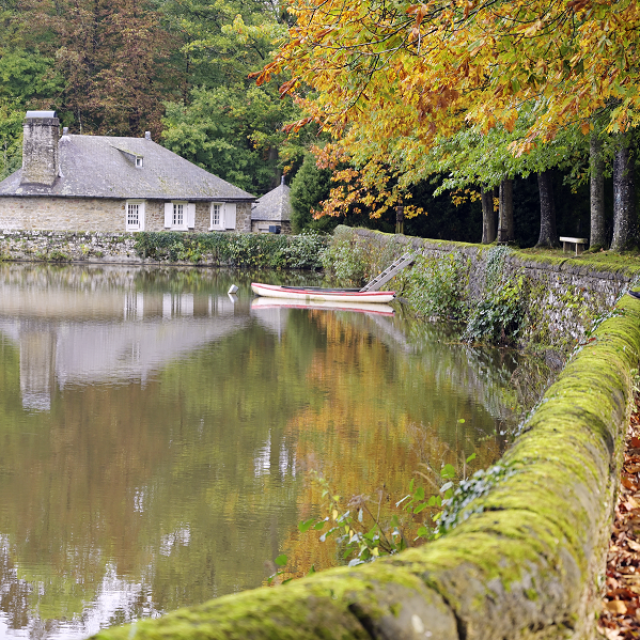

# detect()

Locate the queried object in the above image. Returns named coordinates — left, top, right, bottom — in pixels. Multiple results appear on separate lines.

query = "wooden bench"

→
left=559, top=236, right=588, bottom=255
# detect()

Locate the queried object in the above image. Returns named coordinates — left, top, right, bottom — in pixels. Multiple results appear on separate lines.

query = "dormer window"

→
left=136, top=157, right=143, bottom=168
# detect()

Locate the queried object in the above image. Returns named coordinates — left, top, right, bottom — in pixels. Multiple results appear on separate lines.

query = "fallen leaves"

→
left=599, top=406, right=640, bottom=638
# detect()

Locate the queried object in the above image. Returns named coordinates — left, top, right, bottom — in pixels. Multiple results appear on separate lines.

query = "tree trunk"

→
left=395, top=205, right=405, bottom=235
left=536, top=170, right=559, bottom=248
left=481, top=188, right=497, bottom=244
left=590, top=133, right=606, bottom=249
left=611, top=134, right=636, bottom=252
left=497, top=179, right=514, bottom=244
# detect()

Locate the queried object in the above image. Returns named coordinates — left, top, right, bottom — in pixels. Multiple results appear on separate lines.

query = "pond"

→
left=0, top=264, right=543, bottom=639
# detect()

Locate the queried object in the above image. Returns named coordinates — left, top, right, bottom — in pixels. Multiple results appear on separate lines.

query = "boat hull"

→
left=251, top=283, right=395, bottom=304
left=251, top=296, right=395, bottom=316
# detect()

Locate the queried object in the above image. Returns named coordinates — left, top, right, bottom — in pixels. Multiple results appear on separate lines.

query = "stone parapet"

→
left=333, top=226, right=640, bottom=350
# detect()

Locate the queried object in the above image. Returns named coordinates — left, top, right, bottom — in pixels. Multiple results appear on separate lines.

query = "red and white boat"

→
left=250, top=282, right=395, bottom=304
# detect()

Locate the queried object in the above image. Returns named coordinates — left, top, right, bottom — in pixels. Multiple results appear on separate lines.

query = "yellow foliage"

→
left=257, top=0, right=640, bottom=217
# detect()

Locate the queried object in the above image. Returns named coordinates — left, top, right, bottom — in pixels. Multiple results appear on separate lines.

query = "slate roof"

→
left=0, top=135, right=255, bottom=201
left=251, top=182, right=292, bottom=222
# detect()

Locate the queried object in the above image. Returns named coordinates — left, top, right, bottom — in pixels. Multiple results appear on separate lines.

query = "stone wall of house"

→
left=0, top=197, right=125, bottom=232
left=235, top=202, right=252, bottom=233
left=0, top=198, right=252, bottom=234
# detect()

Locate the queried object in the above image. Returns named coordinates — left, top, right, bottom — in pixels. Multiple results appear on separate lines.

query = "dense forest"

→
left=0, top=0, right=638, bottom=248
left=0, top=0, right=307, bottom=192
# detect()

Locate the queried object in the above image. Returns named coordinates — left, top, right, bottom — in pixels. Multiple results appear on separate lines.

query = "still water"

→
left=0, top=264, right=531, bottom=639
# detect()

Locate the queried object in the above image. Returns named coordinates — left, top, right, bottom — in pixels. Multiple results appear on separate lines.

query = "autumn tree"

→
left=258, top=0, right=640, bottom=228
left=18, top=0, right=176, bottom=136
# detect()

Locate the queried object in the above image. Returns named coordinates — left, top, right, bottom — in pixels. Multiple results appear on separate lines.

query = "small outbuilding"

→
left=0, top=111, right=255, bottom=233
left=251, top=177, right=292, bottom=234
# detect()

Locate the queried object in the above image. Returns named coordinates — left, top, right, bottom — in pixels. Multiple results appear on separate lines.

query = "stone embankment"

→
left=329, top=226, right=640, bottom=352
left=90, top=228, right=640, bottom=640
left=0, top=230, right=141, bottom=263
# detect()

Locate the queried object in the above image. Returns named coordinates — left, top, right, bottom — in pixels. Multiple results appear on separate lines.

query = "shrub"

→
left=466, top=273, right=526, bottom=345
left=321, top=230, right=367, bottom=285
left=133, top=231, right=327, bottom=269
left=407, top=253, right=469, bottom=320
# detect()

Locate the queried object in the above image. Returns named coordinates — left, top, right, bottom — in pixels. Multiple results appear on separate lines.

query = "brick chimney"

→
left=21, top=111, right=60, bottom=186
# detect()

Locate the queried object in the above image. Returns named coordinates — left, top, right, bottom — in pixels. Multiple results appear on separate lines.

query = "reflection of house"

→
left=19, top=329, right=56, bottom=411
left=0, top=111, right=255, bottom=233
left=0, top=288, right=248, bottom=411
left=250, top=178, right=292, bottom=234
left=250, top=304, right=290, bottom=340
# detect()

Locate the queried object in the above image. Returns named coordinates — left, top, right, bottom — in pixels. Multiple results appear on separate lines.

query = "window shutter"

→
left=139, top=202, right=146, bottom=231
left=164, top=203, right=173, bottom=228
left=224, top=203, right=237, bottom=230
left=186, top=203, right=196, bottom=229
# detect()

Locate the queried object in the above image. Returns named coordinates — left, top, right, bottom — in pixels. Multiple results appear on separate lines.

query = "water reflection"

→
left=0, top=264, right=537, bottom=639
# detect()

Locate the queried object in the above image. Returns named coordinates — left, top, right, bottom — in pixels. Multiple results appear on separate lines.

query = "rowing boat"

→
left=250, top=282, right=395, bottom=304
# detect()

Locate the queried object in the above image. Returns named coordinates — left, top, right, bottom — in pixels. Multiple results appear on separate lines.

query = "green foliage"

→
left=407, top=253, right=469, bottom=321
left=46, top=250, right=71, bottom=263
left=320, top=231, right=367, bottom=285
left=133, top=231, right=327, bottom=269
left=0, top=49, right=63, bottom=179
left=432, top=245, right=527, bottom=345
left=293, top=452, right=479, bottom=568
left=159, top=0, right=289, bottom=88
left=484, top=245, right=512, bottom=291
left=290, top=154, right=334, bottom=233
left=466, top=274, right=526, bottom=345
left=162, top=84, right=303, bottom=195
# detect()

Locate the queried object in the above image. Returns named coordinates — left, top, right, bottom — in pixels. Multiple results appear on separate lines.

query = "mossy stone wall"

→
left=331, top=227, right=640, bottom=351
left=91, top=230, right=640, bottom=640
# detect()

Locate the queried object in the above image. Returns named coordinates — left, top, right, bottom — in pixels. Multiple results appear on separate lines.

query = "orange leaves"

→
left=282, top=116, right=315, bottom=133
left=566, top=0, right=591, bottom=12
left=406, top=4, right=429, bottom=26
left=599, top=404, right=640, bottom=639
left=255, top=0, right=640, bottom=218
left=278, top=76, right=299, bottom=97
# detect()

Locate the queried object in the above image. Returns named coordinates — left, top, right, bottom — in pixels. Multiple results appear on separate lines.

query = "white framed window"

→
left=209, top=202, right=236, bottom=230
left=173, top=203, right=184, bottom=227
left=135, top=157, right=143, bottom=168
left=164, top=202, right=195, bottom=230
left=125, top=200, right=145, bottom=231
left=210, top=202, right=223, bottom=230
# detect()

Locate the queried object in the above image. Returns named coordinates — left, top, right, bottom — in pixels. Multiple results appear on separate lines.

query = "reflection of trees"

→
left=0, top=269, right=534, bottom=636
left=0, top=264, right=324, bottom=299
left=278, top=313, right=552, bottom=577
left=278, top=312, right=508, bottom=577
left=0, top=540, right=32, bottom=632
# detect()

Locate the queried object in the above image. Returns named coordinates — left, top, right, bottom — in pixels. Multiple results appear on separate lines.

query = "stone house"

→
left=0, top=111, right=255, bottom=233
left=251, top=178, right=292, bottom=234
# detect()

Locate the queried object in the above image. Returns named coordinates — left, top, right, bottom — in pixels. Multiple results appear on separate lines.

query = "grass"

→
left=518, top=246, right=640, bottom=269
